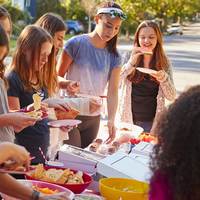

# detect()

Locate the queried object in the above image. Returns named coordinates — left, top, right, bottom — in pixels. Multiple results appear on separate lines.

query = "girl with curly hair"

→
left=119, top=20, right=176, bottom=133
left=149, top=85, right=200, bottom=200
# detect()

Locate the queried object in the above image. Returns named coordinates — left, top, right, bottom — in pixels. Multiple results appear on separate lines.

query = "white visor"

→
left=97, top=7, right=123, bottom=15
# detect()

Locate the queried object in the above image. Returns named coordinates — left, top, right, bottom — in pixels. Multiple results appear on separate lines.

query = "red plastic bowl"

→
left=25, top=166, right=92, bottom=194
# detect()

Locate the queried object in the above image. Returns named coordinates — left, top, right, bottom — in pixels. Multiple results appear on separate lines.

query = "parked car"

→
left=65, top=20, right=84, bottom=35
left=167, top=23, right=183, bottom=35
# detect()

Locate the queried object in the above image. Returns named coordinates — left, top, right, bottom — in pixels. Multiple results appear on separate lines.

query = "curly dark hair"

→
left=150, top=85, right=200, bottom=200
left=35, top=12, right=66, bottom=37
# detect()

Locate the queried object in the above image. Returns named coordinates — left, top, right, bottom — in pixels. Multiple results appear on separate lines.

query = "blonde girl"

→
left=7, top=25, right=69, bottom=164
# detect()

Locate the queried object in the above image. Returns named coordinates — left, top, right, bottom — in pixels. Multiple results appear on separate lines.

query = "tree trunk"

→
left=125, top=29, right=130, bottom=40
left=88, top=15, right=91, bottom=33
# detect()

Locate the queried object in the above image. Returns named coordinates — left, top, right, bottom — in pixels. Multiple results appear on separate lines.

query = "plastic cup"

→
left=45, top=161, right=64, bottom=167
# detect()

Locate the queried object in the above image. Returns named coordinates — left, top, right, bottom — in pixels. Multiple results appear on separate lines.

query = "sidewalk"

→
left=173, top=70, right=200, bottom=94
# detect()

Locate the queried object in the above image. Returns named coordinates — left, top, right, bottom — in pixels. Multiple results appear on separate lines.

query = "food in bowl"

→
left=32, top=185, right=58, bottom=194
left=1, top=179, right=74, bottom=200
left=25, top=164, right=92, bottom=194
left=29, top=164, right=84, bottom=184
left=99, top=178, right=149, bottom=200
left=130, top=133, right=157, bottom=145
left=74, top=194, right=104, bottom=200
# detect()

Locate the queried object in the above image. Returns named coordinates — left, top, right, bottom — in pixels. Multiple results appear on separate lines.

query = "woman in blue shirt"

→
left=57, top=1, right=126, bottom=147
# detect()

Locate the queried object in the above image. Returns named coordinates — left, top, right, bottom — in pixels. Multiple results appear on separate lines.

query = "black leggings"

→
left=64, top=115, right=100, bottom=148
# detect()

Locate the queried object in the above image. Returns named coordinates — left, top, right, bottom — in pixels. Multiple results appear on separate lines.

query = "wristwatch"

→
left=31, top=190, right=40, bottom=200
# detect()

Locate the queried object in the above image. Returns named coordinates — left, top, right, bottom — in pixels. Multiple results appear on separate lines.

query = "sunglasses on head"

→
left=106, top=10, right=127, bottom=20
left=97, top=8, right=127, bottom=20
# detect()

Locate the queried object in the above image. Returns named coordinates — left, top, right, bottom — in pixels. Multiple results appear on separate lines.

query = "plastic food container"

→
left=45, top=160, right=64, bottom=167
left=99, top=178, right=149, bottom=200
left=74, top=193, right=104, bottom=200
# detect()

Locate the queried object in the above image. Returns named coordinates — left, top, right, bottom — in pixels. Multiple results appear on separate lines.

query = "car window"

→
left=171, top=24, right=180, bottom=27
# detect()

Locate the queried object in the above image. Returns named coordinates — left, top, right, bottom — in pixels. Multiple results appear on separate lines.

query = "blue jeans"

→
left=134, top=121, right=153, bottom=132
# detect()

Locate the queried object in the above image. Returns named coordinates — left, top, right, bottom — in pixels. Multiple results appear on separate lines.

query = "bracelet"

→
left=31, top=190, right=40, bottom=200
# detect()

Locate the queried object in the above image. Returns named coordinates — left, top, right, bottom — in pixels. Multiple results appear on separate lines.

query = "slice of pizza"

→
left=25, top=110, right=43, bottom=119
left=32, top=93, right=42, bottom=111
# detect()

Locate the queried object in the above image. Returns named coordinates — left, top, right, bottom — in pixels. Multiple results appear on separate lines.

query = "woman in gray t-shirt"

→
left=57, top=2, right=126, bottom=147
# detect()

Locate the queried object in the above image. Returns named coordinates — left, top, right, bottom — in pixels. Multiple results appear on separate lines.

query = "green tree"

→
left=36, top=0, right=67, bottom=20
left=0, top=0, right=9, bottom=5
left=117, top=0, right=148, bottom=38
left=81, top=0, right=100, bottom=32
left=2, top=0, right=31, bottom=36
left=63, top=0, right=86, bottom=21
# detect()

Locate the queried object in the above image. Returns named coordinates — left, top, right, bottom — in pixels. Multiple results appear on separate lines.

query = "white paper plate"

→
left=136, top=67, right=157, bottom=75
left=76, top=93, right=102, bottom=100
left=117, top=122, right=144, bottom=138
left=48, top=119, right=82, bottom=128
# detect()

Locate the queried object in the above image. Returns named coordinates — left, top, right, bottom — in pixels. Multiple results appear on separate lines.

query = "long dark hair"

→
left=150, top=85, right=200, bottom=200
left=127, top=20, right=169, bottom=83
left=0, top=6, right=12, bottom=35
left=10, top=25, right=57, bottom=96
left=96, top=1, right=123, bottom=56
left=35, top=12, right=66, bottom=37
left=0, top=24, right=9, bottom=82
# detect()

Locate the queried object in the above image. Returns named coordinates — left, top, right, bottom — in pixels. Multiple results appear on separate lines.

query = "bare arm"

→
left=106, top=67, right=121, bottom=143
left=0, top=174, right=70, bottom=200
left=6, top=97, right=36, bottom=132
left=0, top=114, right=15, bottom=127
left=7, top=96, right=20, bottom=111
left=107, top=67, right=121, bottom=123
left=0, top=173, right=34, bottom=200
left=57, top=50, right=73, bottom=77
